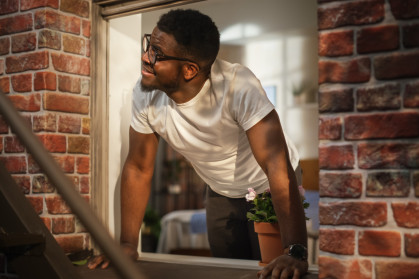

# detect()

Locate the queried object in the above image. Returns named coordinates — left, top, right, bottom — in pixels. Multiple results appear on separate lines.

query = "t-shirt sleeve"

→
left=130, top=78, right=155, bottom=134
left=231, top=66, right=275, bottom=131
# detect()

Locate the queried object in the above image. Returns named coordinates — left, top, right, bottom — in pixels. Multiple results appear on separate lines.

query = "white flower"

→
left=245, top=188, right=257, bottom=201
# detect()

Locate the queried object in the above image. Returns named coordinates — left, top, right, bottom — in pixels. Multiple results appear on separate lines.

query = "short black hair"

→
left=157, top=9, right=220, bottom=73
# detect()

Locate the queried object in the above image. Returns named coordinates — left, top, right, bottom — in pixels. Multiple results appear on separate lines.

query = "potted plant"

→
left=246, top=186, right=309, bottom=265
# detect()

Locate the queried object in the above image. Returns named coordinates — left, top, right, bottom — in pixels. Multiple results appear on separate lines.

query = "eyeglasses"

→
left=142, top=34, right=199, bottom=70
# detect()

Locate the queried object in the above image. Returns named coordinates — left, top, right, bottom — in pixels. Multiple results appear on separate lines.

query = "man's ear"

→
left=183, top=62, right=200, bottom=81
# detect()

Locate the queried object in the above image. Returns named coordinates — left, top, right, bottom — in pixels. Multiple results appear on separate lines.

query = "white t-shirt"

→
left=131, top=59, right=299, bottom=198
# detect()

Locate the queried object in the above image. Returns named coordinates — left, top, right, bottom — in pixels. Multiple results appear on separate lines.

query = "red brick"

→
left=403, top=23, right=419, bottom=48
left=51, top=53, right=90, bottom=76
left=319, top=201, right=387, bottom=226
left=26, top=195, right=43, bottom=214
left=68, top=136, right=90, bottom=154
left=12, top=175, right=30, bottom=194
left=319, top=172, right=362, bottom=198
left=0, top=13, right=33, bottom=36
left=0, top=136, right=3, bottom=152
left=0, top=37, right=10, bottom=55
left=81, top=117, right=90, bottom=134
left=38, top=29, right=61, bottom=50
left=85, top=39, right=91, bottom=57
left=392, top=202, right=419, bottom=228
left=358, top=143, right=419, bottom=169
left=356, top=83, right=401, bottom=111
left=58, top=75, right=81, bottom=93
left=374, top=51, right=419, bottom=80
left=27, top=155, right=41, bottom=174
left=405, top=233, right=419, bottom=257
left=405, top=81, right=419, bottom=107
left=33, top=112, right=56, bottom=132
left=319, top=57, right=371, bottom=84
left=319, top=144, right=354, bottom=169
left=0, top=116, right=8, bottom=134
left=0, top=0, right=19, bottom=15
left=63, top=34, right=85, bottom=55
left=4, top=136, right=24, bottom=153
left=366, top=171, right=410, bottom=197
left=76, top=156, right=89, bottom=174
left=21, top=0, right=59, bottom=10
left=61, top=0, right=90, bottom=18
left=32, top=175, right=55, bottom=193
left=357, top=25, right=399, bottom=54
left=8, top=93, right=41, bottom=112
left=319, top=116, right=342, bottom=140
left=0, top=76, right=10, bottom=93
left=11, top=32, right=37, bottom=53
left=11, top=73, right=32, bottom=92
left=35, top=10, right=81, bottom=35
left=359, top=230, right=401, bottom=256
left=45, top=195, right=71, bottom=214
left=80, top=176, right=89, bottom=194
left=318, top=30, right=353, bottom=57
left=318, top=0, right=385, bottom=30
left=6, top=51, right=49, bottom=74
left=41, top=217, right=52, bottom=231
left=53, top=155, right=75, bottom=173
left=81, top=78, right=90, bottom=95
left=44, top=92, right=89, bottom=114
left=58, top=115, right=81, bottom=134
left=0, top=59, right=4, bottom=74
left=54, top=234, right=84, bottom=253
left=375, top=260, right=419, bottom=279
left=319, top=229, right=355, bottom=255
left=389, top=0, right=419, bottom=19
left=318, top=256, right=373, bottom=279
left=52, top=216, right=75, bottom=234
left=37, top=134, right=66, bottom=153
left=82, top=20, right=91, bottom=38
left=344, top=112, right=419, bottom=140
left=34, top=71, right=57, bottom=91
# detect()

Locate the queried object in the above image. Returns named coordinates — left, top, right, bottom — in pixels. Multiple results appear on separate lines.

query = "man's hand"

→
left=87, top=243, right=139, bottom=270
left=257, top=254, right=308, bottom=279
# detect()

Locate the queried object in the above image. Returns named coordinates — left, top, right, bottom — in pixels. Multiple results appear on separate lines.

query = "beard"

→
left=140, top=80, right=156, bottom=93
left=140, top=74, right=181, bottom=95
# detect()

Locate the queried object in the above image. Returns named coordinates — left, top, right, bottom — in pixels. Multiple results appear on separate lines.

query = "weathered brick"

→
left=76, top=156, right=89, bottom=174
left=319, top=201, right=387, bottom=226
left=54, top=234, right=84, bottom=253
left=359, top=230, right=401, bottom=257
left=81, top=117, right=90, bottom=134
left=35, top=10, right=81, bottom=35
left=318, top=256, right=373, bottom=279
left=356, top=83, right=401, bottom=111
left=8, top=93, right=41, bottom=112
left=0, top=155, right=27, bottom=173
left=63, top=34, right=85, bottom=55
left=392, top=202, right=419, bottom=228
left=357, top=25, right=399, bottom=54
left=374, top=51, right=419, bottom=80
left=11, top=32, right=37, bottom=53
left=0, top=116, right=7, bottom=133
left=79, top=176, right=89, bottom=194
left=319, top=144, right=354, bottom=169
left=26, top=195, right=43, bottom=214
left=41, top=217, right=52, bottom=231
left=51, top=53, right=90, bottom=76
left=319, top=229, right=355, bottom=255
left=318, top=30, right=353, bottom=57
left=32, top=175, right=55, bottom=193
left=319, top=57, right=371, bottom=84
left=58, top=75, right=81, bottom=93
left=0, top=59, right=4, bottom=75
left=61, top=0, right=90, bottom=18
left=58, top=115, right=81, bottom=134
left=82, top=19, right=91, bottom=38
left=375, top=260, right=419, bottom=279
left=0, top=0, right=19, bottom=15
left=318, top=0, right=385, bottom=30
left=358, top=143, right=419, bottom=169
left=37, top=134, right=66, bottom=153
left=405, top=81, right=419, bottom=107
left=34, top=71, right=57, bottom=91
left=68, top=136, right=90, bottom=154
left=0, top=37, right=10, bottom=55
left=344, top=112, right=419, bottom=140
left=319, top=172, right=362, bottom=198
left=0, top=137, right=3, bottom=152
left=12, top=175, right=30, bottom=194
left=52, top=216, right=75, bottom=234
left=85, top=39, right=91, bottom=57
left=54, top=155, right=75, bottom=173
left=389, top=0, right=419, bottom=19
left=27, top=154, right=41, bottom=174
left=0, top=76, right=10, bottom=93
left=319, top=116, right=342, bottom=140
left=4, top=136, right=24, bottom=153
left=80, top=78, right=90, bottom=95
left=403, top=23, right=419, bottom=48
left=45, top=195, right=71, bottom=214
left=366, top=171, right=410, bottom=197
left=405, top=233, right=419, bottom=257
left=6, top=51, right=49, bottom=74
left=0, top=13, right=33, bottom=36
left=44, top=92, right=89, bottom=114
left=38, top=29, right=61, bottom=50
left=33, top=112, right=56, bottom=132
left=21, top=0, right=59, bottom=10
left=11, top=73, right=32, bottom=92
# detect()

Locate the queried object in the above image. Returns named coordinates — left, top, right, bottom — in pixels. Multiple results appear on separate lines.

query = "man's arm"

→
left=246, top=110, right=308, bottom=278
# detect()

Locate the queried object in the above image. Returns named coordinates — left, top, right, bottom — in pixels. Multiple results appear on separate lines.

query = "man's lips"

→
left=142, top=65, right=154, bottom=76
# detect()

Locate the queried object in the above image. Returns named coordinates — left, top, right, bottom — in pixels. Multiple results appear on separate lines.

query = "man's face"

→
left=141, top=27, right=184, bottom=94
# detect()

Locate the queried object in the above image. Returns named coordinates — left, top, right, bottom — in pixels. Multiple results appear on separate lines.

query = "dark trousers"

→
left=205, top=186, right=261, bottom=260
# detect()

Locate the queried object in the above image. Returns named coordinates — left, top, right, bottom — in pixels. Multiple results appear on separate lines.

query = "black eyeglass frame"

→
left=142, top=34, right=200, bottom=70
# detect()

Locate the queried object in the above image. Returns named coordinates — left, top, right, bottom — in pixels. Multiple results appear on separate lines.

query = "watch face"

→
left=289, top=244, right=307, bottom=260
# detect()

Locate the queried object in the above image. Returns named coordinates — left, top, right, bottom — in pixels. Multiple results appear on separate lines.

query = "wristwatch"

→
left=285, top=244, right=308, bottom=261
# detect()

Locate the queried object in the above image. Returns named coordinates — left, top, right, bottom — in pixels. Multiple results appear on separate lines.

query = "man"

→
left=89, top=9, right=308, bottom=279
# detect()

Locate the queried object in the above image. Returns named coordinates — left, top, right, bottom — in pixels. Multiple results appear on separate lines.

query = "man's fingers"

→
left=101, top=260, right=110, bottom=269
left=87, top=255, right=106, bottom=269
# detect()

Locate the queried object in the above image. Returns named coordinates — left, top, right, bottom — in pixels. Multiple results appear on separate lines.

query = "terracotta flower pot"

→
left=254, top=222, right=282, bottom=266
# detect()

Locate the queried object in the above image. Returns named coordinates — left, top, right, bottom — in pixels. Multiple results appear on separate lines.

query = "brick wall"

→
left=318, top=0, right=419, bottom=278
left=0, top=0, right=91, bottom=276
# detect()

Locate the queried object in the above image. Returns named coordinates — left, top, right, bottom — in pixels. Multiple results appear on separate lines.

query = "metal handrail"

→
left=0, top=91, right=147, bottom=279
